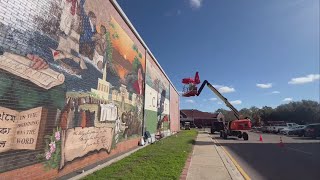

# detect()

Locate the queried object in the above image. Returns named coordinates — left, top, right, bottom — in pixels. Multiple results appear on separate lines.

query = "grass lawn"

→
left=83, top=130, right=197, bottom=180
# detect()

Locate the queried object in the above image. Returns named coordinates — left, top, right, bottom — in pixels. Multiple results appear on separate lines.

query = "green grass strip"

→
left=83, top=130, right=197, bottom=180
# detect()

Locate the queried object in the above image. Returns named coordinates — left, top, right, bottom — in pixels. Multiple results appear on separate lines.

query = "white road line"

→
left=287, top=147, right=313, bottom=155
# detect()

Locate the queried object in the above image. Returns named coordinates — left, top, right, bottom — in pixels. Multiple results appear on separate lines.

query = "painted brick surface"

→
left=0, top=0, right=178, bottom=178
left=170, top=85, right=180, bottom=133
left=144, top=52, right=170, bottom=137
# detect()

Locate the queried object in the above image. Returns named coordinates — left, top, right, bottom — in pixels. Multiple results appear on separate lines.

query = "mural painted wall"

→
left=170, top=85, right=180, bottom=133
left=144, top=53, right=170, bottom=138
left=0, top=0, right=146, bottom=175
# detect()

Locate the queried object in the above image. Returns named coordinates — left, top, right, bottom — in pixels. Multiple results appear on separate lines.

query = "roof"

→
left=180, top=109, right=220, bottom=119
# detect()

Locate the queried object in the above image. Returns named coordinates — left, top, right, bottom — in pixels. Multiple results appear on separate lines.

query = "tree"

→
left=215, top=108, right=238, bottom=122
left=215, top=100, right=320, bottom=125
left=260, top=106, right=274, bottom=122
left=239, top=108, right=251, bottom=118
left=250, top=106, right=262, bottom=125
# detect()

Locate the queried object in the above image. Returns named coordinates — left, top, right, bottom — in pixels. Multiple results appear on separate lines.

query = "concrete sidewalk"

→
left=186, top=131, right=244, bottom=180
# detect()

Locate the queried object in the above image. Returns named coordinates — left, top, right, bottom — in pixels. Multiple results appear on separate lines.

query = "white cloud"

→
left=186, top=99, right=195, bottom=103
left=209, top=97, right=217, bottom=101
left=217, top=102, right=222, bottom=105
left=219, top=86, right=235, bottom=93
left=190, top=0, right=203, bottom=9
left=271, top=91, right=280, bottom=94
left=283, top=97, right=293, bottom=102
left=213, top=85, right=235, bottom=93
left=230, top=100, right=242, bottom=105
left=256, top=83, right=272, bottom=89
left=288, top=74, right=320, bottom=85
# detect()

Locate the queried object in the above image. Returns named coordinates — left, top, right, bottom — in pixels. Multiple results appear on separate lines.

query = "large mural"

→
left=144, top=53, right=170, bottom=140
left=0, top=0, right=145, bottom=173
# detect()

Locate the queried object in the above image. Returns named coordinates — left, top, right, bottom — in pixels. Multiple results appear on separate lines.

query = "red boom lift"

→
left=182, top=72, right=252, bottom=140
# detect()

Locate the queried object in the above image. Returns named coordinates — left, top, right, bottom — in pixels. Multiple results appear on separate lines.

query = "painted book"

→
left=0, top=106, right=47, bottom=153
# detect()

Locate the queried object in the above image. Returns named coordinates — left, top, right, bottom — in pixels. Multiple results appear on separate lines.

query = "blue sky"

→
left=117, top=0, right=320, bottom=112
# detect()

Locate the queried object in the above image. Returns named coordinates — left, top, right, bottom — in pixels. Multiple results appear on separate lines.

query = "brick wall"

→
left=1, top=137, right=139, bottom=180
left=170, top=85, right=180, bottom=133
left=0, top=0, right=178, bottom=179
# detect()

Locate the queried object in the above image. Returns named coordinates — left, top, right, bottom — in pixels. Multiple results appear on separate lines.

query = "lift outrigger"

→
left=182, top=72, right=252, bottom=140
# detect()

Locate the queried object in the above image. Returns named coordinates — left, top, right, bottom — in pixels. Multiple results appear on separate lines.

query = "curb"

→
left=180, top=144, right=195, bottom=180
left=220, top=145, right=251, bottom=180
left=69, top=143, right=149, bottom=180
left=211, top=136, right=251, bottom=180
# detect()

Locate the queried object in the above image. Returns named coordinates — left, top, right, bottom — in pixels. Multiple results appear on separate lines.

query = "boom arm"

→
left=197, top=80, right=241, bottom=120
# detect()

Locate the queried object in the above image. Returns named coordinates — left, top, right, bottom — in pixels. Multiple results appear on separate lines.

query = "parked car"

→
left=185, top=122, right=191, bottom=130
left=286, top=123, right=299, bottom=127
left=251, top=126, right=262, bottom=132
left=291, top=125, right=306, bottom=136
left=280, top=125, right=305, bottom=135
left=280, top=126, right=293, bottom=135
left=266, top=125, right=274, bottom=133
left=272, top=124, right=286, bottom=133
left=261, top=126, right=269, bottom=133
left=303, top=123, right=320, bottom=138
left=273, top=123, right=299, bottom=134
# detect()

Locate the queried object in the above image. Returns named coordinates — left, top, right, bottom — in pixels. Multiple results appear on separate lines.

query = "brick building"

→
left=180, top=109, right=225, bottom=128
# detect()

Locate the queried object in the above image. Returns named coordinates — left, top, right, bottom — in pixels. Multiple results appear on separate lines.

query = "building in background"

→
left=180, top=109, right=224, bottom=128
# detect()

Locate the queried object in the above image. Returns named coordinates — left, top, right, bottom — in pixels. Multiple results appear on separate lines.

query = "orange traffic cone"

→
left=259, top=134, right=263, bottom=142
left=279, top=136, right=284, bottom=147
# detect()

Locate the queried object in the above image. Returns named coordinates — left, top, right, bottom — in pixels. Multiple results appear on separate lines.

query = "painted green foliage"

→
left=38, top=127, right=62, bottom=170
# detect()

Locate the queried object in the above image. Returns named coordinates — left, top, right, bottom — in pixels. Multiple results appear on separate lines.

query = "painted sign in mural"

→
left=60, top=126, right=113, bottom=168
left=0, top=107, right=46, bottom=152
left=144, top=54, right=170, bottom=139
left=0, top=0, right=145, bottom=173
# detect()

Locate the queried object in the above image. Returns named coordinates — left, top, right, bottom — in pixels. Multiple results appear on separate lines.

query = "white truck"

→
left=272, top=123, right=299, bottom=134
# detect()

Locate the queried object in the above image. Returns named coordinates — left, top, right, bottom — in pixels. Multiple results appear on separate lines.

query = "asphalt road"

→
left=212, top=131, right=320, bottom=180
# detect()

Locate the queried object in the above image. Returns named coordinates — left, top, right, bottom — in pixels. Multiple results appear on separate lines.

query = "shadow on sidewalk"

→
left=192, top=141, right=215, bottom=146
left=197, top=131, right=210, bottom=134
left=215, top=137, right=238, bottom=141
